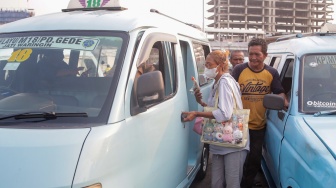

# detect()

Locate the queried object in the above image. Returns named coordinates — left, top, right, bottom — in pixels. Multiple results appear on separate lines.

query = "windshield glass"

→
left=301, top=54, right=336, bottom=113
left=0, top=31, right=127, bottom=124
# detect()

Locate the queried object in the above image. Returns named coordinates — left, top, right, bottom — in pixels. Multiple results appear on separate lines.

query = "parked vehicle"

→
left=0, top=0, right=213, bottom=187
left=262, top=32, right=336, bottom=188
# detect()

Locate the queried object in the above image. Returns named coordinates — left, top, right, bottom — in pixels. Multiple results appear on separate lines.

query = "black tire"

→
left=195, top=143, right=209, bottom=180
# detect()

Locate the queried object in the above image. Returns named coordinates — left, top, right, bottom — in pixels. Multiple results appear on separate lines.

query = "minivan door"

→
left=263, top=56, right=294, bottom=186
left=125, top=29, right=191, bottom=187
left=179, top=40, right=212, bottom=179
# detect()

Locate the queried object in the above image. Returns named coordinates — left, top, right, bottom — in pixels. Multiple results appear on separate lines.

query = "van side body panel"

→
left=263, top=34, right=336, bottom=188
left=0, top=128, right=90, bottom=188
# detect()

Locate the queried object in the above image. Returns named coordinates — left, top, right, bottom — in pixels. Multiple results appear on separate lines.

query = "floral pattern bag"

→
left=200, top=79, right=250, bottom=148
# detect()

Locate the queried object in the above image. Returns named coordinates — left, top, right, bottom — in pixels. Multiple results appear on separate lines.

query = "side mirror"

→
left=263, top=94, right=284, bottom=110
left=136, top=71, right=164, bottom=107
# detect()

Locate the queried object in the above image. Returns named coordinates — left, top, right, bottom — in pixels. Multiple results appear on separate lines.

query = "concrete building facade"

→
left=0, top=9, right=35, bottom=25
left=205, top=0, right=334, bottom=51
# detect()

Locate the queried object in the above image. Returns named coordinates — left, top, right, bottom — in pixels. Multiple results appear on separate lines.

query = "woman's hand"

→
left=182, top=111, right=198, bottom=122
left=194, top=88, right=207, bottom=107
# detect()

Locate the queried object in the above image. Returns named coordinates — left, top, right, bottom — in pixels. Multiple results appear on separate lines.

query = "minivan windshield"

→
left=301, top=54, right=336, bottom=113
left=0, top=31, right=128, bottom=124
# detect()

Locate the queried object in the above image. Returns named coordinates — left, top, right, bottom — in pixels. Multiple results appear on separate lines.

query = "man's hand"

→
left=278, top=93, right=289, bottom=109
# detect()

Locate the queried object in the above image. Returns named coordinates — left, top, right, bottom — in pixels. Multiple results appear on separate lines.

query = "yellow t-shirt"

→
left=105, top=67, right=111, bottom=73
left=232, top=63, right=284, bottom=130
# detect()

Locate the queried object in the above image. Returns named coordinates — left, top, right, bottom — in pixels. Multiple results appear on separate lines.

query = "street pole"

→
left=202, top=0, right=205, bottom=32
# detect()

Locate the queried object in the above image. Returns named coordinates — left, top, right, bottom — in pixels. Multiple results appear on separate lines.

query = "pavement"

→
left=190, top=154, right=269, bottom=188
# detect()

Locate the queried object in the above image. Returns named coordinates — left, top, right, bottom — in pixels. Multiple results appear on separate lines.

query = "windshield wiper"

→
left=314, top=110, right=336, bottom=117
left=0, top=111, right=88, bottom=121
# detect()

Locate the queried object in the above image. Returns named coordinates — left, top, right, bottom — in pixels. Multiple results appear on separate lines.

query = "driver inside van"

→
left=37, top=49, right=80, bottom=81
left=136, top=60, right=157, bottom=76
left=136, top=48, right=159, bottom=76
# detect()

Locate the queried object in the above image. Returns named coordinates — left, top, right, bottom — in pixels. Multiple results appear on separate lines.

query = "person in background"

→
left=232, top=38, right=288, bottom=188
left=229, top=50, right=245, bottom=74
left=104, top=64, right=111, bottom=77
left=182, top=50, right=249, bottom=188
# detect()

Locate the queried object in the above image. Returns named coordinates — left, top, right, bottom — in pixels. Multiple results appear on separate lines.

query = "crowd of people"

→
left=183, top=38, right=288, bottom=188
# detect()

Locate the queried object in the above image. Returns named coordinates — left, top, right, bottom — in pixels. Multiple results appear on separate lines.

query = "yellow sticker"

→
left=7, top=49, right=33, bottom=62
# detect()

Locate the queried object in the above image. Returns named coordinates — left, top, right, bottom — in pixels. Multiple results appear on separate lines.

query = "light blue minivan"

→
left=262, top=32, right=336, bottom=188
left=0, top=1, right=213, bottom=187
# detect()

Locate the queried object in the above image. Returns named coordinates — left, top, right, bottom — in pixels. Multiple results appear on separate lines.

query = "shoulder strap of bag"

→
left=222, top=76, right=237, bottom=110
left=214, top=87, right=219, bottom=108
left=215, top=75, right=239, bottom=109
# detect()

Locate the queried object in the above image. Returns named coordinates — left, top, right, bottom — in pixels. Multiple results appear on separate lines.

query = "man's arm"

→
left=278, top=92, right=289, bottom=108
left=267, top=66, right=289, bottom=108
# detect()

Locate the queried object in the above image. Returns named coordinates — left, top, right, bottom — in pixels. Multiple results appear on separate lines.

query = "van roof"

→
left=0, top=9, right=207, bottom=41
left=268, top=34, right=336, bottom=56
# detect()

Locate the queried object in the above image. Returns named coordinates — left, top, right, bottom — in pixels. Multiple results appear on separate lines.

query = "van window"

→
left=0, top=31, right=128, bottom=124
left=163, top=42, right=176, bottom=95
left=269, top=56, right=281, bottom=69
left=132, top=41, right=176, bottom=109
left=300, top=54, right=336, bottom=113
left=192, top=43, right=210, bottom=86
left=279, top=59, right=294, bottom=104
left=264, top=56, right=271, bottom=65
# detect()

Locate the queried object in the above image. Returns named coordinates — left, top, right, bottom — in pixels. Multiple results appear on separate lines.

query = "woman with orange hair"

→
left=182, top=50, right=249, bottom=188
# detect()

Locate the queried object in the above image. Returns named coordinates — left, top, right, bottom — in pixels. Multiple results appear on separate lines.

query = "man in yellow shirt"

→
left=103, top=64, right=111, bottom=77
left=232, top=38, right=288, bottom=188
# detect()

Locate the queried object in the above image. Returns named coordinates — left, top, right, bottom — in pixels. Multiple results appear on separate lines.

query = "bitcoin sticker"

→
left=7, top=49, right=33, bottom=62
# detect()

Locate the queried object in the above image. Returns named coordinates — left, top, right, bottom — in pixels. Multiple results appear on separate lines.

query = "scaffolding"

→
left=206, top=0, right=334, bottom=36
left=0, top=9, right=35, bottom=25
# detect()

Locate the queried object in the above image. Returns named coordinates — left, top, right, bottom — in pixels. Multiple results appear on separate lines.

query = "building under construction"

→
left=0, top=9, right=35, bottom=25
left=205, top=0, right=334, bottom=50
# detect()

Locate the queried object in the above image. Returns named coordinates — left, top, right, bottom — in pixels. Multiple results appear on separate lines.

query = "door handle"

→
left=181, top=112, right=189, bottom=122
left=181, top=112, right=187, bottom=128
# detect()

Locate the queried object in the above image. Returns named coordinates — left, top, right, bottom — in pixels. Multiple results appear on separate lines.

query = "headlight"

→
left=84, top=183, right=102, bottom=188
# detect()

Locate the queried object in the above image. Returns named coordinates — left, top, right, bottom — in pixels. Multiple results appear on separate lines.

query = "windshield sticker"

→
left=307, top=100, right=336, bottom=108
left=0, top=37, right=100, bottom=51
left=315, top=56, right=336, bottom=65
left=3, top=62, right=20, bottom=70
left=7, top=49, right=32, bottom=62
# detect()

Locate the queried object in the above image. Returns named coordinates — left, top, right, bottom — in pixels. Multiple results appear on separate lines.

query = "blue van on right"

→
left=262, top=32, right=336, bottom=188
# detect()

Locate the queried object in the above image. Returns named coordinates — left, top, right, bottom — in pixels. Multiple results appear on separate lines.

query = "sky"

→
left=0, top=0, right=335, bottom=26
left=0, top=0, right=208, bottom=27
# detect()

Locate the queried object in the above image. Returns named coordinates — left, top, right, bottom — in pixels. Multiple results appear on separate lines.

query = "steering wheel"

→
left=80, top=67, right=93, bottom=77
